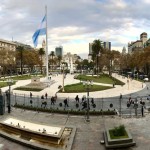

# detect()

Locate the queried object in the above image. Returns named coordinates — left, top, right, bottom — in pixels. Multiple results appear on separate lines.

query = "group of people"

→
left=75, top=95, right=95, bottom=110
left=41, top=94, right=57, bottom=108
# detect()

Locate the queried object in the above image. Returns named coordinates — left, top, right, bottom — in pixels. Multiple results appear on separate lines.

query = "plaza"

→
left=0, top=73, right=149, bottom=149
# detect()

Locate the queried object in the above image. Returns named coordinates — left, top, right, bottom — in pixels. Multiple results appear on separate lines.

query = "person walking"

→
left=45, top=93, right=48, bottom=99
left=30, top=92, right=32, bottom=98
left=75, top=95, right=79, bottom=103
left=82, top=101, right=87, bottom=110
left=51, top=96, right=55, bottom=105
left=64, top=98, right=69, bottom=107
left=141, top=105, right=144, bottom=117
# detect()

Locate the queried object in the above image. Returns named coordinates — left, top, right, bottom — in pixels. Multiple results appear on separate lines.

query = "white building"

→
left=128, top=32, right=148, bottom=54
left=62, top=52, right=78, bottom=73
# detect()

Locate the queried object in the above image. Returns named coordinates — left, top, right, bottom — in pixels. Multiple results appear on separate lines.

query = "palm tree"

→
left=92, top=39, right=103, bottom=75
left=16, top=46, right=24, bottom=75
left=57, top=55, right=62, bottom=69
left=50, top=51, right=55, bottom=72
left=38, top=48, right=45, bottom=74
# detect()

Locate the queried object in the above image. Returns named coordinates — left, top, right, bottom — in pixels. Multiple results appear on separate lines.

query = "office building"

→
left=55, top=46, right=63, bottom=57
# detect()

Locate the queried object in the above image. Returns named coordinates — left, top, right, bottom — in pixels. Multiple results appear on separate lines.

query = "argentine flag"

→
left=32, top=15, right=46, bottom=47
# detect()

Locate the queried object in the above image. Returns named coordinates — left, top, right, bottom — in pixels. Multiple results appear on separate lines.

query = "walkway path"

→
left=1, top=73, right=146, bottom=98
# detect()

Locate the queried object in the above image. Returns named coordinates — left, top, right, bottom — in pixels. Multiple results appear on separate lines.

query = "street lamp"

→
left=96, top=53, right=100, bottom=76
left=83, top=80, right=93, bottom=122
left=6, top=78, right=13, bottom=113
left=127, top=75, right=129, bottom=90
left=61, top=64, right=65, bottom=92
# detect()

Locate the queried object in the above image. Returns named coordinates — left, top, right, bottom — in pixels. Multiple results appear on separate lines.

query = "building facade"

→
left=0, top=39, right=16, bottom=51
left=128, top=32, right=148, bottom=54
left=62, top=52, right=79, bottom=73
left=55, top=46, right=63, bottom=57
left=102, top=41, right=111, bottom=50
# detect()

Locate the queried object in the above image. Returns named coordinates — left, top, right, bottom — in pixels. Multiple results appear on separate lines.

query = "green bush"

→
left=14, top=87, right=43, bottom=91
left=14, top=104, right=116, bottom=115
left=113, top=125, right=126, bottom=136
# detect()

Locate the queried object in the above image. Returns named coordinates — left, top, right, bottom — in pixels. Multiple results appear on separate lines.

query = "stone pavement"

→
left=0, top=108, right=150, bottom=150
left=1, top=73, right=147, bottom=99
left=0, top=74, right=149, bottom=149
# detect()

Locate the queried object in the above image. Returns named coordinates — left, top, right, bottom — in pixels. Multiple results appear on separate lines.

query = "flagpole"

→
left=45, top=6, right=49, bottom=79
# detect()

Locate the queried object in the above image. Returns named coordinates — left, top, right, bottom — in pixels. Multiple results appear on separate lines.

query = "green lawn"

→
left=59, top=82, right=113, bottom=93
left=0, top=82, right=9, bottom=88
left=76, top=74, right=125, bottom=85
left=0, top=75, right=44, bottom=81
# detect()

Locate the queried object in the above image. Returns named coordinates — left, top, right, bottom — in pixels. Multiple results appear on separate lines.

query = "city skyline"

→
left=0, top=0, right=150, bottom=58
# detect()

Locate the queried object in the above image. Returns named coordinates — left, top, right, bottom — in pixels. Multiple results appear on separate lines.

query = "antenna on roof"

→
left=12, top=36, right=13, bottom=42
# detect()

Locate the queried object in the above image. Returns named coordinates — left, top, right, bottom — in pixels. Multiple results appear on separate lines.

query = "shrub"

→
left=113, top=125, right=126, bottom=137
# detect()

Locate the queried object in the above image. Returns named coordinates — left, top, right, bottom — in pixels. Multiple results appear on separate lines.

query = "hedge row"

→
left=14, top=104, right=117, bottom=115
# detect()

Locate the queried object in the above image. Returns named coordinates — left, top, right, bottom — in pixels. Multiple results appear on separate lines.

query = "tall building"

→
left=55, top=46, right=63, bottom=57
left=102, top=42, right=111, bottom=50
left=122, top=46, right=126, bottom=54
left=89, top=43, right=93, bottom=55
left=128, top=32, right=148, bottom=54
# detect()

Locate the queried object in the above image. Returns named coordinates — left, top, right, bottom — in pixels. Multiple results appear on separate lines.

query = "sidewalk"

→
left=1, top=73, right=146, bottom=98
left=0, top=108, right=149, bottom=150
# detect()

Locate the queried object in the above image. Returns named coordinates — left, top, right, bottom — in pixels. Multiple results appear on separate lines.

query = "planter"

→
left=103, top=127, right=136, bottom=149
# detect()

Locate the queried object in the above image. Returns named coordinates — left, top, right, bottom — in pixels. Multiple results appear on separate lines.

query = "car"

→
left=144, top=78, right=149, bottom=81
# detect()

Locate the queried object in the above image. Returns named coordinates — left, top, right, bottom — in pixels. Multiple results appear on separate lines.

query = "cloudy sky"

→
left=1, top=0, right=150, bottom=58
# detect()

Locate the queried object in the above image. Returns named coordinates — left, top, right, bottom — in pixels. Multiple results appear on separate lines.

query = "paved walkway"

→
left=0, top=108, right=150, bottom=150
left=0, top=74, right=149, bottom=149
left=1, top=73, right=147, bottom=98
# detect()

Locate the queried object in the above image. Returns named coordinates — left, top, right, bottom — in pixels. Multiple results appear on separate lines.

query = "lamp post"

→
left=6, top=78, right=13, bottom=113
left=83, top=80, right=93, bottom=122
left=61, top=64, right=65, bottom=92
left=96, top=53, right=100, bottom=76
left=127, top=75, right=129, bottom=90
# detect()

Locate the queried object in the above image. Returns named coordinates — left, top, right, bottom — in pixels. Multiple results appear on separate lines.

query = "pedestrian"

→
left=120, top=93, right=122, bottom=99
left=91, top=98, right=94, bottom=105
left=51, top=96, right=55, bottom=105
left=82, top=101, right=87, bottom=110
left=41, top=95, right=47, bottom=108
left=64, top=98, right=69, bottom=107
left=141, top=105, right=144, bottom=117
left=30, top=92, right=32, bottom=98
left=45, top=93, right=48, bottom=99
left=75, top=95, right=79, bottom=103
left=81, top=96, right=85, bottom=103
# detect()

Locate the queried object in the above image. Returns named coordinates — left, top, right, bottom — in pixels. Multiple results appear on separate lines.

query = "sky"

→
left=1, top=0, right=150, bottom=59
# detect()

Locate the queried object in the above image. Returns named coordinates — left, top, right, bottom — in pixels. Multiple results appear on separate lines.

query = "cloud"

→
left=0, top=0, right=150, bottom=58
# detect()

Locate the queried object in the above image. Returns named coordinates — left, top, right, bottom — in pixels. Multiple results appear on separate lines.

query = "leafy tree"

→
left=38, top=48, right=45, bottom=74
left=49, top=51, right=55, bottom=71
left=24, top=50, right=39, bottom=73
left=92, top=39, right=103, bottom=74
left=16, top=46, right=24, bottom=75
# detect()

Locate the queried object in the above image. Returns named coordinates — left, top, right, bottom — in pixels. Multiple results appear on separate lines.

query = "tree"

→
left=24, top=50, right=39, bottom=73
left=38, top=48, right=45, bottom=74
left=0, top=48, right=8, bottom=76
left=57, top=55, right=62, bottom=68
left=16, top=46, right=24, bottom=75
left=49, top=51, right=55, bottom=72
left=92, top=39, right=103, bottom=74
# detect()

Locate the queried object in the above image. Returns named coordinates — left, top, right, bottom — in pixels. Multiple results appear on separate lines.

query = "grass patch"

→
left=76, top=74, right=124, bottom=85
left=109, top=125, right=128, bottom=139
left=14, top=86, right=43, bottom=91
left=0, top=75, right=44, bottom=81
left=0, top=82, right=9, bottom=88
left=59, top=82, right=113, bottom=93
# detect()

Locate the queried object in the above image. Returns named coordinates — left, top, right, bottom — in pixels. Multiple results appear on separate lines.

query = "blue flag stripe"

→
left=32, top=15, right=46, bottom=47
